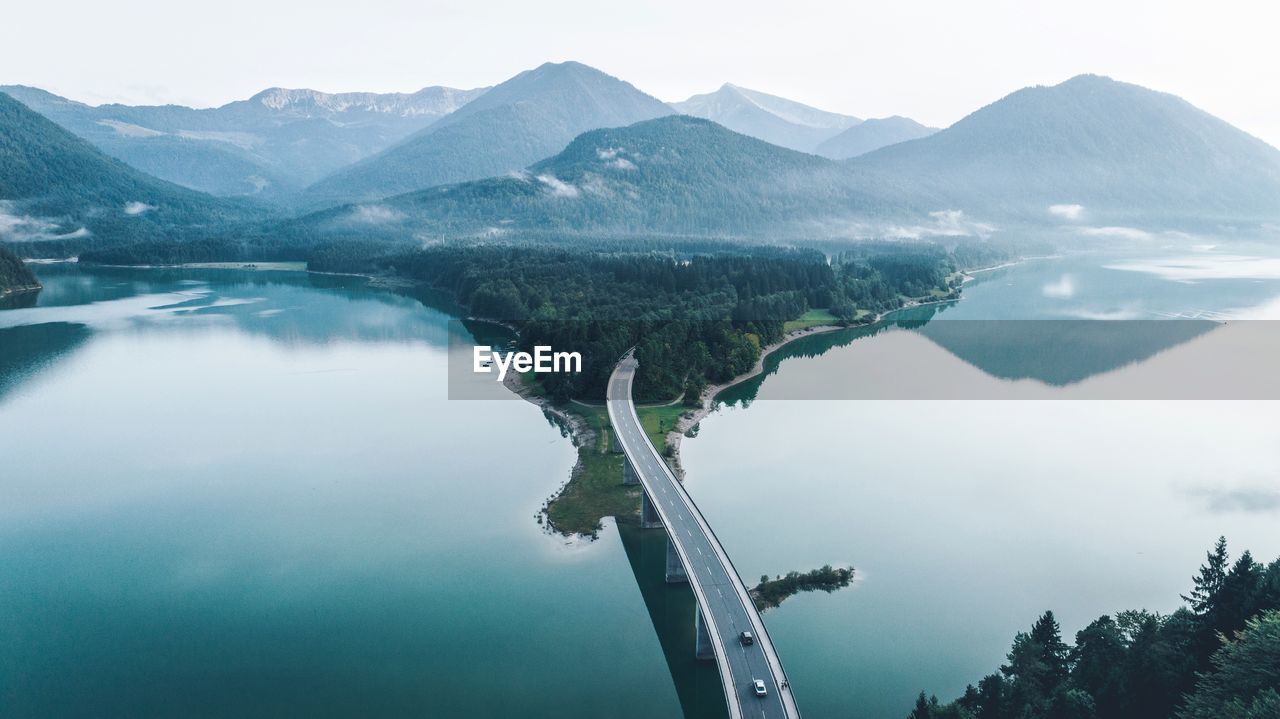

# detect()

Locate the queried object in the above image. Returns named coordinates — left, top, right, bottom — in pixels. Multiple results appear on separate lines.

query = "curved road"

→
left=608, top=356, right=800, bottom=719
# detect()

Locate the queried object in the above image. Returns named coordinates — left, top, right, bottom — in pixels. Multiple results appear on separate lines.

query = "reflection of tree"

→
left=0, top=322, right=92, bottom=403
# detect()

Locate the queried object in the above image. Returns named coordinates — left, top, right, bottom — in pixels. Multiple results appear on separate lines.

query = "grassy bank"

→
left=538, top=396, right=697, bottom=536
left=543, top=402, right=641, bottom=536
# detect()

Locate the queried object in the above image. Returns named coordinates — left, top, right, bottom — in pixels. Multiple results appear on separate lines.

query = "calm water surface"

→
left=0, top=265, right=689, bottom=718
left=688, top=246, right=1280, bottom=718
left=4, top=247, right=1280, bottom=719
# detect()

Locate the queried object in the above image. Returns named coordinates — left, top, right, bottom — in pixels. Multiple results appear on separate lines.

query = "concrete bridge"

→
left=608, top=355, right=801, bottom=719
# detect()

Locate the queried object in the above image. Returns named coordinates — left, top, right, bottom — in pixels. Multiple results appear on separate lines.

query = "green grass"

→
left=783, top=308, right=839, bottom=334
left=544, top=403, right=641, bottom=536
left=635, top=404, right=691, bottom=456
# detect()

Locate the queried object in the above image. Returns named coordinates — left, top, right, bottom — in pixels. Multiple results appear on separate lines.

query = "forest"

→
left=308, top=240, right=979, bottom=400
left=907, top=538, right=1280, bottom=719
left=0, top=245, right=40, bottom=295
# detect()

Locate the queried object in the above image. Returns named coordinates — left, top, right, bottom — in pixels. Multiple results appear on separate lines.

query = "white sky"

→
left=3, top=0, right=1278, bottom=146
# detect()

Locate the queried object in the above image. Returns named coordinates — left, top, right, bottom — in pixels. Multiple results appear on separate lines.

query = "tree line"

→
left=308, top=241, right=973, bottom=401
left=908, top=537, right=1280, bottom=719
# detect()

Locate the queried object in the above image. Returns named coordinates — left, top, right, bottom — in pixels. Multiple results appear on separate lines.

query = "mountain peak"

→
left=672, top=83, right=858, bottom=152
left=301, top=60, right=673, bottom=204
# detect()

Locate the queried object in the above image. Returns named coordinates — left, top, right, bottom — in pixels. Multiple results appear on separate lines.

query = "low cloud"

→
left=347, top=204, right=404, bottom=224
left=1189, top=485, right=1280, bottom=514
left=0, top=202, right=83, bottom=241
left=1041, top=274, right=1076, bottom=299
left=1078, top=225, right=1155, bottom=241
left=1048, top=204, right=1084, bottom=221
left=124, top=201, right=156, bottom=216
left=536, top=174, right=580, bottom=198
left=884, top=209, right=996, bottom=240
left=596, top=147, right=636, bottom=170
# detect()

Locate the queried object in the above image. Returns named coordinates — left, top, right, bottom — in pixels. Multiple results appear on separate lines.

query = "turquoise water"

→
left=0, top=265, right=689, bottom=718
left=4, top=249, right=1280, bottom=719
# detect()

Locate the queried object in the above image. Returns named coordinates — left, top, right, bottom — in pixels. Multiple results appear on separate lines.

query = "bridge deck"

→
left=607, top=356, right=800, bottom=719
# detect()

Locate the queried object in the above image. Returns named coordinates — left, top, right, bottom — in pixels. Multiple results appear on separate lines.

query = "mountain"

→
left=290, top=115, right=911, bottom=241
left=0, top=84, right=484, bottom=199
left=302, top=61, right=674, bottom=206
left=0, top=245, right=40, bottom=295
left=0, top=91, right=260, bottom=249
left=849, top=75, right=1280, bottom=223
left=816, top=116, right=936, bottom=159
left=672, top=84, right=859, bottom=152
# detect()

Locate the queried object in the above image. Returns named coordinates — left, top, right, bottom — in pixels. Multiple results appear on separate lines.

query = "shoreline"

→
left=0, top=283, right=43, bottom=298
left=495, top=264, right=1013, bottom=535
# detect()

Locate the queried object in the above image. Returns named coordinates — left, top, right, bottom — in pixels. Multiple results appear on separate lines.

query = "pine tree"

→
left=1184, top=536, right=1230, bottom=615
left=910, top=690, right=934, bottom=719
left=1031, top=610, right=1071, bottom=686
left=1215, top=551, right=1264, bottom=636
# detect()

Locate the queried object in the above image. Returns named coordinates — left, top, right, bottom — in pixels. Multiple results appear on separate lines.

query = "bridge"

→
left=608, top=355, right=800, bottom=719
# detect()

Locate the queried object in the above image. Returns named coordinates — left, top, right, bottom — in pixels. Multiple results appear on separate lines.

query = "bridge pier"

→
left=641, top=490, right=663, bottom=528
left=695, top=607, right=715, bottom=661
left=623, top=454, right=639, bottom=486
left=610, top=428, right=624, bottom=454
left=664, top=537, right=687, bottom=583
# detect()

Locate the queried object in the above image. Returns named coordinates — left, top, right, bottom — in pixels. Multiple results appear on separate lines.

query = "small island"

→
left=751, top=565, right=856, bottom=611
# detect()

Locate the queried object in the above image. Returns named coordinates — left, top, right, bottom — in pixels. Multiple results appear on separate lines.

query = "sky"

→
left=3, top=0, right=1278, bottom=146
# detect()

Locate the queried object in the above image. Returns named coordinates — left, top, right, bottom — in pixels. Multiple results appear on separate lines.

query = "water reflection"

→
left=0, top=264, right=466, bottom=404
left=0, top=322, right=91, bottom=402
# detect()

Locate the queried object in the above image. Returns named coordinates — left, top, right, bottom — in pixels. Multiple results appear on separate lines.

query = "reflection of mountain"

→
left=0, top=322, right=92, bottom=402
left=0, top=265, right=469, bottom=404
left=716, top=308, right=1221, bottom=405
left=914, top=319, right=1219, bottom=385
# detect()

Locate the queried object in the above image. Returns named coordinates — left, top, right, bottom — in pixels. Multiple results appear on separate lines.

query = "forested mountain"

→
left=302, top=61, right=674, bottom=206
left=815, top=115, right=936, bottom=159
left=849, top=75, right=1280, bottom=224
left=291, top=115, right=916, bottom=242
left=673, top=83, right=859, bottom=152
left=0, top=245, right=39, bottom=295
left=0, top=84, right=484, bottom=198
left=0, top=91, right=261, bottom=251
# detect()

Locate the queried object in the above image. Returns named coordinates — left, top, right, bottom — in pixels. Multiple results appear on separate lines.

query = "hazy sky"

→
left=3, top=0, right=1278, bottom=146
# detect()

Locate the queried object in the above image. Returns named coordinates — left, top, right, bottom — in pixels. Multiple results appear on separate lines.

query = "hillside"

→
left=1, top=84, right=484, bottom=198
left=0, top=245, right=40, bottom=295
left=815, top=116, right=936, bottom=159
left=292, top=115, right=911, bottom=241
left=302, top=61, right=673, bottom=206
left=673, top=83, right=859, bottom=152
left=849, top=75, right=1280, bottom=223
left=0, top=91, right=261, bottom=250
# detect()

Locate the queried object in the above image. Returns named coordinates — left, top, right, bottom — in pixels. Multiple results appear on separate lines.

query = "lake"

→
left=0, top=265, right=690, bottom=718
left=2, top=247, right=1279, bottom=718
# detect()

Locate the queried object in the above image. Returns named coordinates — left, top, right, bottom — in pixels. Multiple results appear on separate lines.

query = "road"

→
left=607, top=355, right=800, bottom=719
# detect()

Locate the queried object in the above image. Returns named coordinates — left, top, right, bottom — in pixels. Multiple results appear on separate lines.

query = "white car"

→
left=752, top=679, right=767, bottom=697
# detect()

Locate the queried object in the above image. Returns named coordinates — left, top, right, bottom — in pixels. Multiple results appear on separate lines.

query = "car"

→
left=740, top=630, right=754, bottom=645
left=753, top=679, right=767, bottom=697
